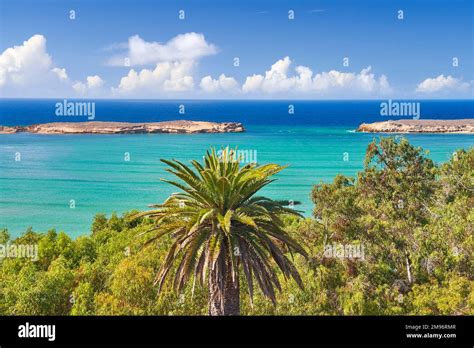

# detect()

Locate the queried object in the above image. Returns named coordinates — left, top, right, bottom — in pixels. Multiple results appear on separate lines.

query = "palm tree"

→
left=138, top=148, right=307, bottom=315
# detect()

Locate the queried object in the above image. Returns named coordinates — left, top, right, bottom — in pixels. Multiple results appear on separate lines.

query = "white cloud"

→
left=1, top=36, right=397, bottom=99
left=111, top=33, right=221, bottom=96
left=0, top=34, right=71, bottom=96
left=242, top=74, right=264, bottom=93
left=200, top=74, right=239, bottom=93
left=51, top=67, right=68, bottom=81
left=415, top=74, right=471, bottom=93
left=0, top=34, right=107, bottom=97
left=73, top=75, right=105, bottom=95
left=378, top=75, right=391, bottom=93
left=113, top=61, right=194, bottom=96
left=243, top=57, right=293, bottom=93
left=107, top=33, right=217, bottom=67
left=242, top=57, right=391, bottom=96
left=86, top=75, right=104, bottom=89
left=72, top=82, right=86, bottom=94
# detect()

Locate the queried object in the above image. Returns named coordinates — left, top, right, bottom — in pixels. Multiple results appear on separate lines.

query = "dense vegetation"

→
left=0, top=138, right=472, bottom=315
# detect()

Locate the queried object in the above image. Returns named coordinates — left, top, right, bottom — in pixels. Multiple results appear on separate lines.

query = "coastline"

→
left=0, top=120, right=245, bottom=135
left=356, top=119, right=474, bottom=134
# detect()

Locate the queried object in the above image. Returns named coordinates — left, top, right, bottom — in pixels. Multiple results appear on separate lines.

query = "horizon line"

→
left=1, top=97, right=473, bottom=102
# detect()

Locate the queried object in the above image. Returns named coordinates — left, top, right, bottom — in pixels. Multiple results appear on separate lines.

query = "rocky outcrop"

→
left=0, top=120, right=245, bottom=134
left=357, top=119, right=474, bottom=134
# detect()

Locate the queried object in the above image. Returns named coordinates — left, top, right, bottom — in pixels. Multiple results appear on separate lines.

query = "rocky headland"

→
left=356, top=119, right=474, bottom=134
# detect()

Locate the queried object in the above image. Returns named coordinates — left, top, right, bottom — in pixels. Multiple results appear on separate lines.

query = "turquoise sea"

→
left=1, top=100, right=473, bottom=237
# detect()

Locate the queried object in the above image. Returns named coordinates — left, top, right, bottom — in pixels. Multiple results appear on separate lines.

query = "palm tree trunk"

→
left=405, top=250, right=413, bottom=285
left=208, top=263, right=240, bottom=316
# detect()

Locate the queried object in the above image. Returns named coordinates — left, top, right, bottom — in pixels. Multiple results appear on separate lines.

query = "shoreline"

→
left=0, top=120, right=245, bottom=135
left=356, top=119, right=474, bottom=134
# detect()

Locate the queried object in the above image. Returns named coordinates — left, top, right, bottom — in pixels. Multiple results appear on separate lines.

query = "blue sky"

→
left=0, top=0, right=472, bottom=98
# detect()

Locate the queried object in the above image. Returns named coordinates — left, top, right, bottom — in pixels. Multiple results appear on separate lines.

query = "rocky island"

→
left=0, top=120, right=245, bottom=135
left=357, top=119, right=474, bottom=134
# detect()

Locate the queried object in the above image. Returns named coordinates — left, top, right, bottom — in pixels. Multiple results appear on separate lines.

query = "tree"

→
left=309, top=138, right=473, bottom=315
left=136, top=148, right=307, bottom=315
left=358, top=137, right=437, bottom=286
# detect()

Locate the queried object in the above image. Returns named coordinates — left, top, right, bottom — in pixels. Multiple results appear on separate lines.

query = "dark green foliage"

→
left=0, top=139, right=471, bottom=315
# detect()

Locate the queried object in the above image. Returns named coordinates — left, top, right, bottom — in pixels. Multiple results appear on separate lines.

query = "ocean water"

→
left=0, top=99, right=473, bottom=237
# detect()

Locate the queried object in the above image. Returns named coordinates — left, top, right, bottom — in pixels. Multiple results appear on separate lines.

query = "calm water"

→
left=1, top=99, right=473, bottom=237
